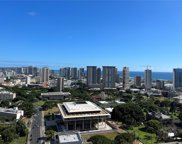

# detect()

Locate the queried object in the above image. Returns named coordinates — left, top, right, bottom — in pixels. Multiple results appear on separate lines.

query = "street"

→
left=28, top=107, right=44, bottom=144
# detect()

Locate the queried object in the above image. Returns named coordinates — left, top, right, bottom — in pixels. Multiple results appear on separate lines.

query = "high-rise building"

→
left=115, top=68, right=120, bottom=83
left=134, top=76, right=141, bottom=87
left=57, top=77, right=64, bottom=92
left=40, top=67, right=50, bottom=86
left=16, top=67, right=23, bottom=74
left=27, top=66, right=33, bottom=75
left=173, top=68, right=182, bottom=89
left=64, top=67, right=71, bottom=80
left=26, top=76, right=31, bottom=85
left=87, top=66, right=97, bottom=87
left=102, top=66, right=116, bottom=88
left=144, top=69, right=152, bottom=90
left=96, top=68, right=101, bottom=84
left=71, top=67, right=78, bottom=80
left=122, top=67, right=129, bottom=89
left=60, top=68, right=64, bottom=77
left=78, top=68, right=85, bottom=80
left=156, top=80, right=164, bottom=90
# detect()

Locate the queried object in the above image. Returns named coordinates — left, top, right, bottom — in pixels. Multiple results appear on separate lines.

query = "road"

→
left=28, top=107, right=44, bottom=144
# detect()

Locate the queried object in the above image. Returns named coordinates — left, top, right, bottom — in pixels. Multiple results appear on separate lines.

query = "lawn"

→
left=81, top=131, right=119, bottom=141
left=34, top=100, right=45, bottom=107
left=129, top=126, right=157, bottom=144
left=10, top=136, right=27, bottom=144
left=44, top=106, right=60, bottom=116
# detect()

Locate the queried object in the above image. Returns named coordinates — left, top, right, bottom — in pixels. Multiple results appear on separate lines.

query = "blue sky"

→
left=0, top=0, right=182, bottom=72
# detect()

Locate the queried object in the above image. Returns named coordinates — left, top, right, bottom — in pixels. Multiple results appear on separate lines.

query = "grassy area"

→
left=44, top=106, right=59, bottom=116
left=129, top=126, right=157, bottom=144
left=10, top=136, right=27, bottom=144
left=34, top=100, right=45, bottom=107
left=81, top=131, right=119, bottom=141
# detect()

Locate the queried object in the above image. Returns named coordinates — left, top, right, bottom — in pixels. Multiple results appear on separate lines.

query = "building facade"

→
left=173, top=68, right=182, bottom=89
left=122, top=67, right=129, bottom=89
left=102, top=66, right=116, bottom=88
left=58, top=101, right=110, bottom=131
left=144, top=69, right=152, bottom=90
left=71, top=68, right=78, bottom=80
left=134, top=76, right=141, bottom=87
left=0, top=92, right=16, bottom=100
left=87, top=66, right=97, bottom=88
left=57, top=77, right=64, bottom=91
left=40, top=67, right=50, bottom=86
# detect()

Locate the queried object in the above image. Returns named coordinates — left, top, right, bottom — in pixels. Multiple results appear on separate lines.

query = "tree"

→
left=42, top=101, right=56, bottom=110
left=145, top=120, right=162, bottom=134
left=160, top=100, right=171, bottom=107
left=1, top=126, right=17, bottom=143
left=16, top=120, right=27, bottom=136
left=114, top=133, right=135, bottom=144
left=178, top=112, right=182, bottom=121
left=45, top=130, right=54, bottom=140
left=0, top=100, right=10, bottom=107
left=88, top=135, right=114, bottom=144
left=112, top=103, right=145, bottom=126
left=20, top=102, right=35, bottom=117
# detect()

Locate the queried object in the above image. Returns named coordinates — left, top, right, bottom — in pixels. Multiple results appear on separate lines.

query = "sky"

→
left=0, top=0, right=182, bottom=72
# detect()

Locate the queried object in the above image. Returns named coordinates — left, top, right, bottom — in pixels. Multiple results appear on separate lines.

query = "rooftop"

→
left=174, top=95, right=182, bottom=100
left=0, top=107, right=20, bottom=114
left=58, top=132, right=82, bottom=144
left=63, top=101, right=101, bottom=113
left=58, top=101, right=110, bottom=119
left=41, top=92, right=71, bottom=96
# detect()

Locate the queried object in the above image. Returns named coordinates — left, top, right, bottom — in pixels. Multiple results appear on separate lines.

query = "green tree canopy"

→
left=145, top=120, right=162, bottom=134
left=45, top=130, right=54, bottom=140
left=112, top=103, right=145, bottom=126
left=88, top=135, right=114, bottom=144
left=114, top=133, right=135, bottom=144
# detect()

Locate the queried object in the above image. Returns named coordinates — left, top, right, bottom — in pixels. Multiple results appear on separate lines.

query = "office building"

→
left=57, top=77, right=64, bottom=91
left=78, top=68, right=85, bottom=80
left=0, top=107, right=24, bottom=121
left=134, top=76, right=141, bottom=87
left=27, top=66, right=33, bottom=75
left=96, top=68, right=101, bottom=84
left=122, top=67, right=129, bottom=89
left=41, top=92, right=71, bottom=100
left=102, top=66, right=116, bottom=88
left=173, top=68, right=182, bottom=89
left=144, top=69, right=152, bottom=90
left=26, top=76, right=31, bottom=85
left=58, top=101, right=110, bottom=131
left=16, top=67, right=23, bottom=74
left=87, top=66, right=97, bottom=87
left=115, top=68, right=120, bottom=83
left=156, top=80, right=164, bottom=90
left=64, top=67, right=71, bottom=80
left=60, top=68, right=64, bottom=77
left=0, top=91, right=16, bottom=100
left=40, top=67, right=50, bottom=86
left=71, top=67, right=78, bottom=80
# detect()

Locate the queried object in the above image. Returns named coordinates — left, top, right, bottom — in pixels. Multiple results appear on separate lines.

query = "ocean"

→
left=53, top=70, right=172, bottom=81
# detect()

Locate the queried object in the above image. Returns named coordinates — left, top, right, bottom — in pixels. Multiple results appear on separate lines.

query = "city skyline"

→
left=0, top=1, right=182, bottom=72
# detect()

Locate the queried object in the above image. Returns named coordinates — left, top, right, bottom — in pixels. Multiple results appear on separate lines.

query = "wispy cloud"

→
left=27, top=11, right=37, bottom=16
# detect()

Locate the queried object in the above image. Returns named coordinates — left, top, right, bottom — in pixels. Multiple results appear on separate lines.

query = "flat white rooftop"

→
left=98, top=101, right=109, bottom=104
left=63, top=101, right=101, bottom=113
left=41, top=92, right=71, bottom=96
left=59, top=134, right=79, bottom=143
left=174, top=95, right=182, bottom=100
left=0, top=107, right=20, bottom=114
